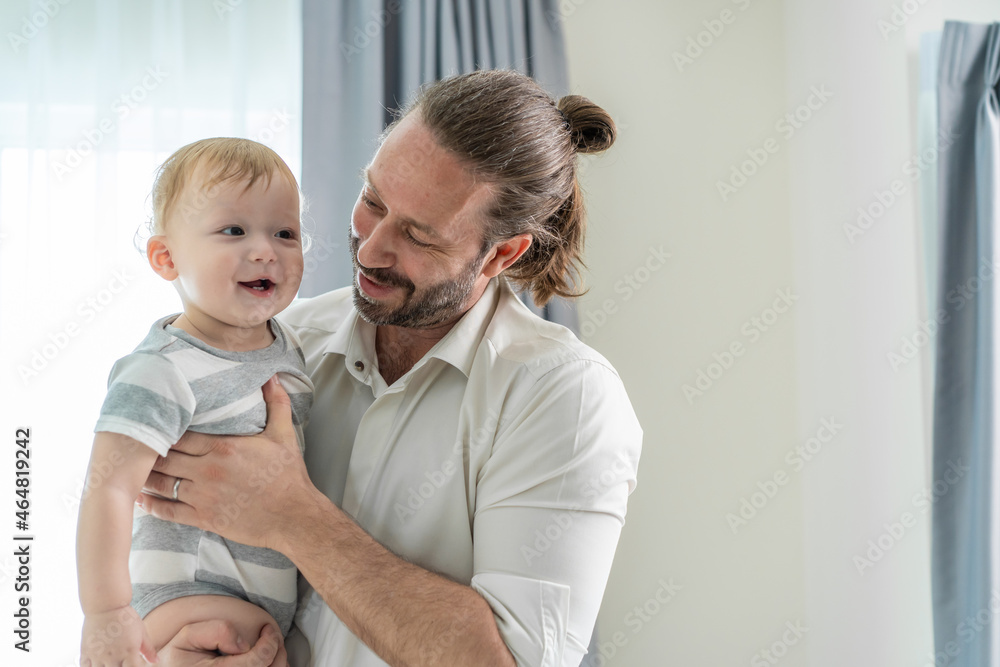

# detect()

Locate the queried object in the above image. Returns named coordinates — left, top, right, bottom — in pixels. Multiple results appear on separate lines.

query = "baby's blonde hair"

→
left=151, top=138, right=299, bottom=233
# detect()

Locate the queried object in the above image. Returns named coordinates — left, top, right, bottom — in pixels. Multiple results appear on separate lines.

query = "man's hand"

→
left=137, top=376, right=315, bottom=551
left=157, top=621, right=285, bottom=667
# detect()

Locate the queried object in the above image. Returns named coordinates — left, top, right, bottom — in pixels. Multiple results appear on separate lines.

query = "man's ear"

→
left=147, top=235, right=178, bottom=281
left=481, top=234, right=533, bottom=279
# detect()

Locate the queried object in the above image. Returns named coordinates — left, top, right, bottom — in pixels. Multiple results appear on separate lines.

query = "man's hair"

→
left=150, top=137, right=299, bottom=233
left=397, top=69, right=616, bottom=306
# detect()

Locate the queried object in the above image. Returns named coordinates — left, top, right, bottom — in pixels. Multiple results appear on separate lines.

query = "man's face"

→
left=348, top=233, right=483, bottom=328
left=349, top=114, right=495, bottom=329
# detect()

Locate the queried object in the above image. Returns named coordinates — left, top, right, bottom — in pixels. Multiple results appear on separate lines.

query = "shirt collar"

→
left=322, top=278, right=503, bottom=380
left=426, top=277, right=501, bottom=377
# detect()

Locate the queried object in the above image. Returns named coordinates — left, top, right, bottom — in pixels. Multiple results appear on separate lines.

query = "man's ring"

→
left=172, top=477, right=181, bottom=501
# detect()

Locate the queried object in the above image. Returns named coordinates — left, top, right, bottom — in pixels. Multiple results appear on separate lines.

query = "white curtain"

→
left=784, top=0, right=934, bottom=664
left=0, top=2, right=300, bottom=664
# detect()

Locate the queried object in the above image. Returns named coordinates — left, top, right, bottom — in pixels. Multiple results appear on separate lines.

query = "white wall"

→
left=565, top=1, right=999, bottom=665
left=565, top=1, right=803, bottom=664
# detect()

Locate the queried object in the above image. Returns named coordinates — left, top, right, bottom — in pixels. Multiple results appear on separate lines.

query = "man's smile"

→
left=358, top=270, right=399, bottom=299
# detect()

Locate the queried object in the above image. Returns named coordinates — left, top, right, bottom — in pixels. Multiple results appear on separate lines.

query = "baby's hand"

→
left=81, top=605, right=158, bottom=667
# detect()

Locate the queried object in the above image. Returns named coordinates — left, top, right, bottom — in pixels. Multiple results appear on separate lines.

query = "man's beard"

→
left=349, top=232, right=484, bottom=328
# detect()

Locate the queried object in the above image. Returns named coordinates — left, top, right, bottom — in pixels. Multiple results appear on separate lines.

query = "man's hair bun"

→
left=557, top=95, right=616, bottom=154
left=406, top=70, right=619, bottom=305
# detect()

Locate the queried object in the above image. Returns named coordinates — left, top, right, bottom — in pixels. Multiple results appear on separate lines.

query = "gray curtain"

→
left=932, top=21, right=1000, bottom=667
left=300, top=0, right=579, bottom=333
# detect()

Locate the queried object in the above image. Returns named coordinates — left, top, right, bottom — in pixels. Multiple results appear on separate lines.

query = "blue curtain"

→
left=299, top=0, right=579, bottom=332
left=932, top=20, right=1000, bottom=667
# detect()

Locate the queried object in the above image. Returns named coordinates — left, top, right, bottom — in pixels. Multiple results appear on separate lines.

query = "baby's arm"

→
left=77, top=431, right=160, bottom=666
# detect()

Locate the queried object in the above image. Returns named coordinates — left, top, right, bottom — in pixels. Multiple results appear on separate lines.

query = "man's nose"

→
left=354, top=217, right=394, bottom=269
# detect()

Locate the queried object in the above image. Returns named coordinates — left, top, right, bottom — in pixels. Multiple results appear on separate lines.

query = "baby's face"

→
left=159, top=172, right=303, bottom=345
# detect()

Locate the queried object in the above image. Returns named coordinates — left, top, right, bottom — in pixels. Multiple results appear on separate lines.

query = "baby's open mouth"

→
left=240, top=279, right=274, bottom=291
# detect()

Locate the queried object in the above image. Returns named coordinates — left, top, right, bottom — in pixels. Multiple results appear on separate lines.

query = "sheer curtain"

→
left=0, top=2, right=300, bottom=663
left=784, top=0, right=934, bottom=664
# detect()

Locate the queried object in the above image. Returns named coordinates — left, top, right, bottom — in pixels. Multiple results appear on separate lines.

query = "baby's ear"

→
left=147, top=236, right=178, bottom=280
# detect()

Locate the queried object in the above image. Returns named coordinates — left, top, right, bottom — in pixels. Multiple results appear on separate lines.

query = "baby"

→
left=76, top=138, right=313, bottom=666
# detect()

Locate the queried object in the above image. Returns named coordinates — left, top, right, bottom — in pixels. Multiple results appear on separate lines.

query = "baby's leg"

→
left=144, top=594, right=286, bottom=666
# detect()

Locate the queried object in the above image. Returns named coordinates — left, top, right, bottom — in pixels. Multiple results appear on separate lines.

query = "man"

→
left=138, top=69, right=642, bottom=667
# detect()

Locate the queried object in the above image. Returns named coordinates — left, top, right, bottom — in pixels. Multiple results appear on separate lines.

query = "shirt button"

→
left=354, top=360, right=365, bottom=371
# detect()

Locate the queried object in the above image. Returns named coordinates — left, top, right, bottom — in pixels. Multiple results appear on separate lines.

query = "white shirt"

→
left=281, top=278, right=642, bottom=667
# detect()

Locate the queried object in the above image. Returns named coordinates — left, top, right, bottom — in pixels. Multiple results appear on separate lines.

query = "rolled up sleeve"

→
left=471, top=359, right=642, bottom=666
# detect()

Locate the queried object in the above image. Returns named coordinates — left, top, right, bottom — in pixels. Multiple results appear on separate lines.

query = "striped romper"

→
left=93, top=314, right=314, bottom=635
